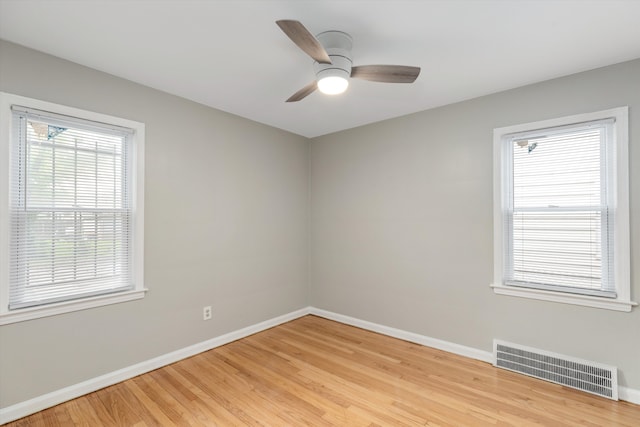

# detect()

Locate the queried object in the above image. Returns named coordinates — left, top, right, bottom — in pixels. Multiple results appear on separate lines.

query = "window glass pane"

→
left=76, top=149, right=98, bottom=208
left=512, top=210, right=602, bottom=290
left=26, top=140, right=54, bottom=208
left=507, top=123, right=608, bottom=294
left=9, top=113, right=132, bottom=309
left=512, top=128, right=601, bottom=208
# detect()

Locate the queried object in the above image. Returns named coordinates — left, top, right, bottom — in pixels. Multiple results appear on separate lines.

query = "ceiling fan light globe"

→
left=317, top=76, right=349, bottom=95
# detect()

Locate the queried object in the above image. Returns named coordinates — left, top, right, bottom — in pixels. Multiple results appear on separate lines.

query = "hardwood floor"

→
left=6, top=315, right=640, bottom=426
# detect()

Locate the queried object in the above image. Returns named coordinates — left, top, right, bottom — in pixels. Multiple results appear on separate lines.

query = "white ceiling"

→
left=1, top=1, right=640, bottom=138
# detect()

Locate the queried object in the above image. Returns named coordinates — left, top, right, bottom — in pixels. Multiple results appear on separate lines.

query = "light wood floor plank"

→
left=5, top=315, right=640, bottom=426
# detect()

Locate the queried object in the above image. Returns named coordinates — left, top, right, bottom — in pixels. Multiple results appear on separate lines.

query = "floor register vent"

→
left=493, top=340, right=618, bottom=400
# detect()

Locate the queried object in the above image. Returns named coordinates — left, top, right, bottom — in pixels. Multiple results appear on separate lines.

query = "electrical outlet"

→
left=203, top=306, right=212, bottom=320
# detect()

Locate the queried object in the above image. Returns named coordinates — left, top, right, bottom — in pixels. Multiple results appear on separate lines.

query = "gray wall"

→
left=0, top=40, right=309, bottom=407
left=310, top=59, right=640, bottom=389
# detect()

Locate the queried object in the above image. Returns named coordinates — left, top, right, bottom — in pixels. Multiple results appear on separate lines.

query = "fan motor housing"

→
left=313, top=31, right=353, bottom=82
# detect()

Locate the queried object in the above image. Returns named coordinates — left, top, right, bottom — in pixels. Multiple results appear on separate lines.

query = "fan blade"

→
left=286, top=81, right=318, bottom=102
left=276, top=20, right=332, bottom=64
left=351, top=65, right=421, bottom=83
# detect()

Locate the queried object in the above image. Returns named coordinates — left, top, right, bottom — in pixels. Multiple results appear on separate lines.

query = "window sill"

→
left=490, top=284, right=636, bottom=312
left=0, top=288, right=147, bottom=325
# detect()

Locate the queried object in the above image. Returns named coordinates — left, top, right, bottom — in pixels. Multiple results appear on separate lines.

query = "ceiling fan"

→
left=276, top=20, right=421, bottom=102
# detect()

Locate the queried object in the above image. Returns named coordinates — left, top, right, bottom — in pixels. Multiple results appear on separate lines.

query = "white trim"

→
left=131, top=115, right=145, bottom=305
left=0, top=92, right=145, bottom=322
left=492, top=107, right=634, bottom=311
left=0, top=289, right=148, bottom=325
left=619, top=386, right=640, bottom=405
left=0, top=307, right=311, bottom=424
left=309, top=307, right=494, bottom=363
left=612, top=108, right=631, bottom=303
left=0, top=94, right=10, bottom=317
left=1, top=306, right=638, bottom=423
left=490, top=284, right=637, bottom=312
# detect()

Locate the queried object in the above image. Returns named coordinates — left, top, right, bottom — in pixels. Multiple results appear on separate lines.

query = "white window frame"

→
left=0, top=92, right=145, bottom=324
left=491, top=107, right=635, bottom=312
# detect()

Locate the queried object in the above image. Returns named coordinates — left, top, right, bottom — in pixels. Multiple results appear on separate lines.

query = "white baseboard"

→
left=2, top=306, right=638, bottom=423
left=0, top=307, right=311, bottom=425
left=619, top=386, right=640, bottom=405
left=308, top=307, right=494, bottom=364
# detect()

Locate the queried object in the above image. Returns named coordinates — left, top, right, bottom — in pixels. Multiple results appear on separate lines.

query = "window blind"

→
left=504, top=120, right=615, bottom=297
left=9, top=107, right=133, bottom=309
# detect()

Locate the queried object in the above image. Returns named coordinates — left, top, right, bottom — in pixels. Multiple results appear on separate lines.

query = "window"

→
left=492, top=107, right=634, bottom=312
left=0, top=93, right=145, bottom=324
